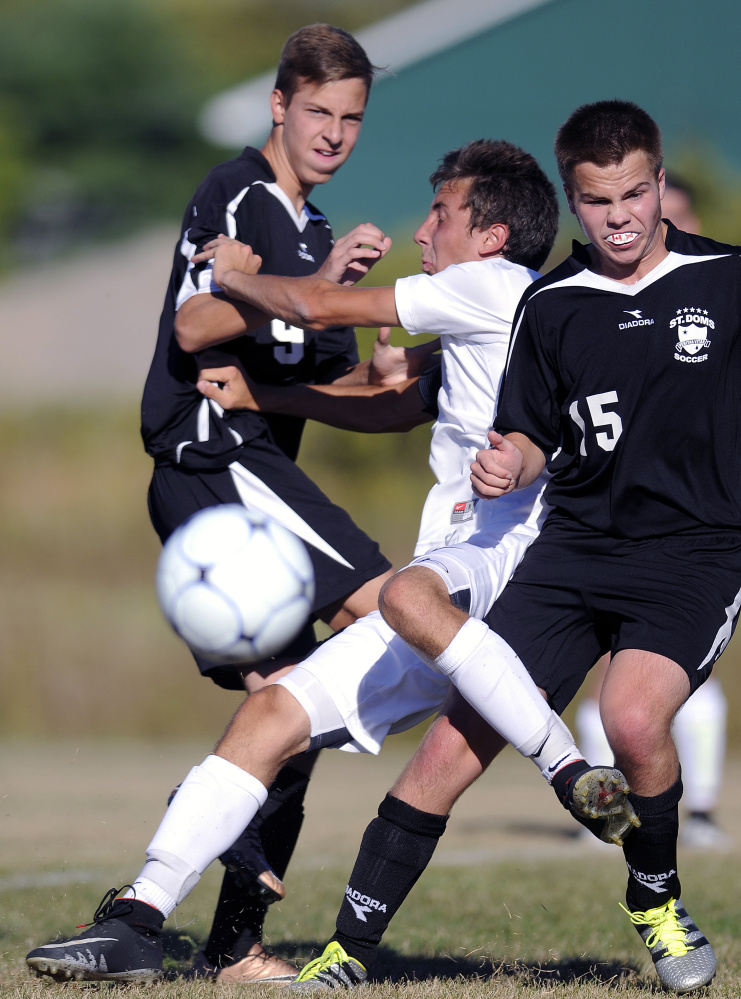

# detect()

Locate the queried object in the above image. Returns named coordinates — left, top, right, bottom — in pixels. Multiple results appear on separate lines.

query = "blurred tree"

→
left=0, top=0, right=415, bottom=266
left=0, top=0, right=213, bottom=262
left=159, top=0, right=419, bottom=92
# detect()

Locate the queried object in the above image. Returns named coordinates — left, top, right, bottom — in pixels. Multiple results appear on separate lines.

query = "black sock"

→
left=623, top=776, right=683, bottom=912
left=111, top=898, right=164, bottom=937
left=203, top=765, right=311, bottom=966
left=203, top=869, right=268, bottom=967
left=333, top=794, right=448, bottom=970
left=256, top=765, right=311, bottom=881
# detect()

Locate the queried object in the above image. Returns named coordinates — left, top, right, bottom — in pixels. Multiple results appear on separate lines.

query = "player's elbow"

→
left=174, top=309, right=204, bottom=353
left=365, top=407, right=431, bottom=434
left=356, top=386, right=432, bottom=434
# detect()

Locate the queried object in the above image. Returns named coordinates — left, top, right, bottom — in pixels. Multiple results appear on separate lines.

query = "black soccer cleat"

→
left=26, top=887, right=163, bottom=983
left=220, top=820, right=286, bottom=904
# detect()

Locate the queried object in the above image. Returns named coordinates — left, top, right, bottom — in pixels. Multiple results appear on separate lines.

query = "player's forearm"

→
left=259, top=380, right=431, bottom=433
left=331, top=358, right=373, bottom=386
left=505, top=433, right=546, bottom=488
left=218, top=271, right=400, bottom=330
left=175, top=294, right=269, bottom=353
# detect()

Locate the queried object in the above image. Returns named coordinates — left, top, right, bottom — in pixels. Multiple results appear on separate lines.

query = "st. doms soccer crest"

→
left=671, top=307, right=713, bottom=364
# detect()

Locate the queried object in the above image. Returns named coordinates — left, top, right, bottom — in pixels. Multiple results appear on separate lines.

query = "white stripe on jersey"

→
left=175, top=181, right=322, bottom=312
left=504, top=251, right=731, bottom=378
left=228, top=461, right=355, bottom=569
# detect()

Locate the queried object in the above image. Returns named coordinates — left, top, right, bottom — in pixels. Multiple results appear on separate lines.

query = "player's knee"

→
left=258, top=683, right=312, bottom=747
left=603, top=702, right=666, bottom=766
left=378, top=571, right=407, bottom=629
left=219, top=684, right=311, bottom=763
left=378, top=566, right=431, bottom=631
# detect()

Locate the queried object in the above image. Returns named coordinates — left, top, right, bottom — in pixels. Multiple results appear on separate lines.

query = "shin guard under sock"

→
left=333, top=794, right=448, bottom=970
left=623, top=776, right=683, bottom=912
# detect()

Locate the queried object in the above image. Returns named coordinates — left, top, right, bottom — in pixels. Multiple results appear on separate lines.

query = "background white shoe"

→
left=679, top=814, right=732, bottom=851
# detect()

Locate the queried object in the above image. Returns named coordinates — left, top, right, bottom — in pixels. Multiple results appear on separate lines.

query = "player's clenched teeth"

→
left=606, top=232, right=639, bottom=246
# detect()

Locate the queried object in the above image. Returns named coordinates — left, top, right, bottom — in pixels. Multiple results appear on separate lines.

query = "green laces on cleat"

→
left=290, top=942, right=367, bottom=992
left=621, top=897, right=716, bottom=992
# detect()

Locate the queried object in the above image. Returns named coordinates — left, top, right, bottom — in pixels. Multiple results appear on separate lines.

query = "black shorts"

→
left=148, top=436, right=391, bottom=689
left=485, top=515, right=741, bottom=714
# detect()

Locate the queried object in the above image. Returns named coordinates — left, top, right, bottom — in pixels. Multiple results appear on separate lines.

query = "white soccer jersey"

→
left=395, top=257, right=543, bottom=554
left=278, top=256, right=551, bottom=755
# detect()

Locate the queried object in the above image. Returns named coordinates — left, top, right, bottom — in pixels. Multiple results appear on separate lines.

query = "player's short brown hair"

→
left=274, top=24, right=377, bottom=106
left=555, top=100, right=663, bottom=190
left=430, top=139, right=559, bottom=272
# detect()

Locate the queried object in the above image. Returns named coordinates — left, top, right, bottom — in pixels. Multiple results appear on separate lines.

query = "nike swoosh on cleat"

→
left=37, top=938, right=120, bottom=949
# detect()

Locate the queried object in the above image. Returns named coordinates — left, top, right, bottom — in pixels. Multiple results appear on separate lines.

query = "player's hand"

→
left=197, top=364, right=260, bottom=411
left=369, top=327, right=441, bottom=386
left=470, top=431, right=524, bottom=498
left=316, top=223, right=392, bottom=286
left=191, top=235, right=263, bottom=288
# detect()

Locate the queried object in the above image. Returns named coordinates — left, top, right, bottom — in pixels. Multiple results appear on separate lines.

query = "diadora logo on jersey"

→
left=451, top=500, right=475, bottom=524
left=345, top=884, right=387, bottom=921
left=670, top=306, right=714, bottom=364
left=626, top=863, right=676, bottom=894
left=298, top=242, right=315, bottom=262
left=619, top=308, right=654, bottom=330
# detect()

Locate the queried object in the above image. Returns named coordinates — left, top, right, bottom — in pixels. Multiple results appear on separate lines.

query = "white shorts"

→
left=275, top=481, right=549, bottom=755
left=277, top=611, right=449, bottom=755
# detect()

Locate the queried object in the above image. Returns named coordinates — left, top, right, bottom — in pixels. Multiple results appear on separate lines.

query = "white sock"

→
left=529, top=714, right=587, bottom=784
left=430, top=618, right=583, bottom=775
left=124, top=754, right=267, bottom=918
left=673, top=678, right=727, bottom=813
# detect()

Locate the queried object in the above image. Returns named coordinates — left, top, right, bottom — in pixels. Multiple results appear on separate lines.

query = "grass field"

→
left=3, top=740, right=741, bottom=997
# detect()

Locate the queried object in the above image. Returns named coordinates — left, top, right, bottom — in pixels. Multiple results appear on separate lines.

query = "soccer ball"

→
left=156, top=505, right=315, bottom=664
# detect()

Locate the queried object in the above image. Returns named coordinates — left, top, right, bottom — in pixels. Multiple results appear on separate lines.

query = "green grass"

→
left=4, top=855, right=741, bottom=996
left=2, top=741, right=740, bottom=997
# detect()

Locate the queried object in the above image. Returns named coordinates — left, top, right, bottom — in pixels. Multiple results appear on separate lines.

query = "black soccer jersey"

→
left=494, top=222, right=741, bottom=538
left=140, top=147, right=359, bottom=468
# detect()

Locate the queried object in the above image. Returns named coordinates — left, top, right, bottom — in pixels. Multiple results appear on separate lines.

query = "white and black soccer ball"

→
left=156, top=505, right=315, bottom=665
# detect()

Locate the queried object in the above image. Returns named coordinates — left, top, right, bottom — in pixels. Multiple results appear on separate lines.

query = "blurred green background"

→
left=2, top=0, right=741, bottom=742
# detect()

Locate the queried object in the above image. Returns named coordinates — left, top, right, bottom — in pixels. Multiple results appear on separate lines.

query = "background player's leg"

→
left=673, top=677, right=730, bottom=849
left=318, top=568, right=395, bottom=631
left=575, top=655, right=613, bottom=766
